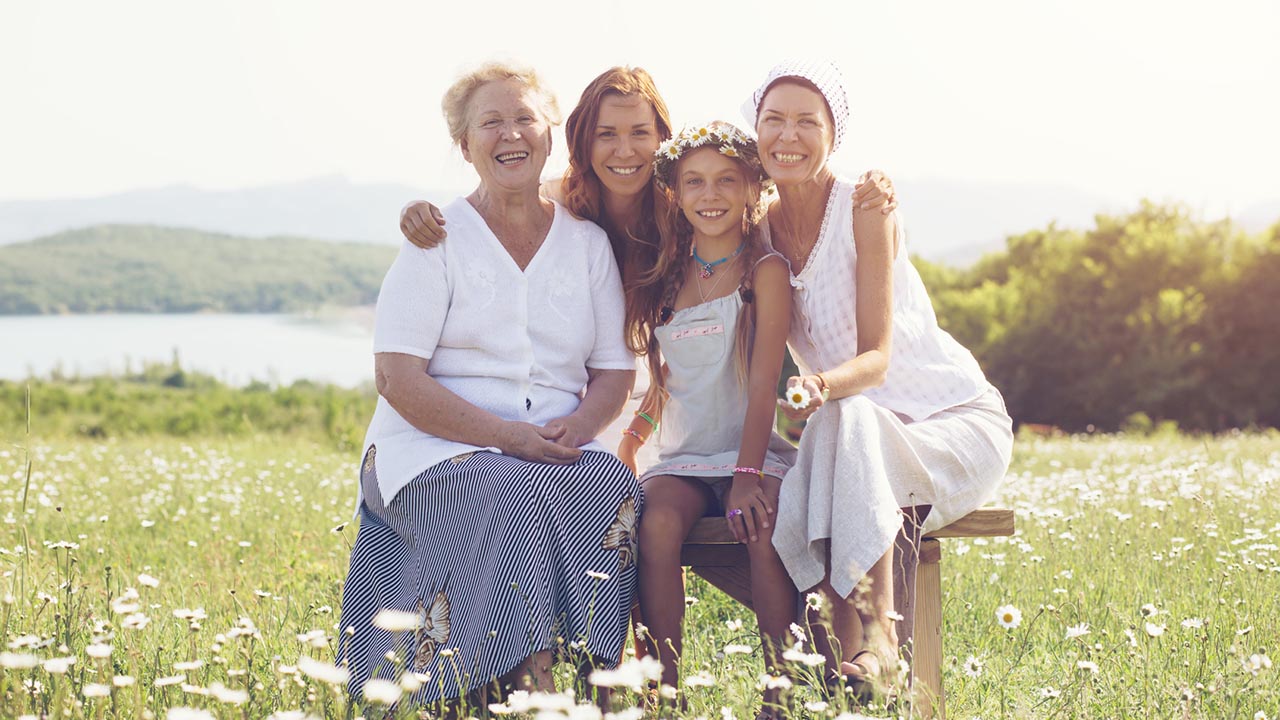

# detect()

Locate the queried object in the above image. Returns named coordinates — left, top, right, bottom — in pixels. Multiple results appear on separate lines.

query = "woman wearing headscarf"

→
left=746, top=59, right=1014, bottom=698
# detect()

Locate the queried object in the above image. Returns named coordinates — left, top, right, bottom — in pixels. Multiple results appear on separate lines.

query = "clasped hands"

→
left=499, top=416, right=591, bottom=465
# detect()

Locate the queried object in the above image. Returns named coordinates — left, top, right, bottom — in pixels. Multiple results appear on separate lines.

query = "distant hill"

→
left=2, top=175, right=1275, bottom=267
left=0, top=176, right=459, bottom=247
left=0, top=225, right=397, bottom=315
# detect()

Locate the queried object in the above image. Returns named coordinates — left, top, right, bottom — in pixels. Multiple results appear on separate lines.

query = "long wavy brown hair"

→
left=561, top=67, right=673, bottom=357
left=638, top=123, right=772, bottom=394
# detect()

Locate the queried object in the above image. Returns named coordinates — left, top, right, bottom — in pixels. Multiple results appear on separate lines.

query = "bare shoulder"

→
left=752, top=253, right=792, bottom=293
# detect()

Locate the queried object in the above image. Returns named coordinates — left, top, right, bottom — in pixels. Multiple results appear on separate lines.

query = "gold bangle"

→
left=814, top=373, right=830, bottom=399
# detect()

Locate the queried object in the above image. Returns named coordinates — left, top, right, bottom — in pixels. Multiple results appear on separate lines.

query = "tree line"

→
left=916, top=202, right=1280, bottom=432
left=3, top=206, right=1277, bottom=433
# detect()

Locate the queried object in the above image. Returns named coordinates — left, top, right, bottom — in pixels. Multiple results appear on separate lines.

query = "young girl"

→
left=617, top=121, right=797, bottom=718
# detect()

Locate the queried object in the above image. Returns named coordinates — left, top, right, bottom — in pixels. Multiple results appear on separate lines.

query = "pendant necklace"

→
left=695, top=251, right=742, bottom=303
left=691, top=239, right=747, bottom=279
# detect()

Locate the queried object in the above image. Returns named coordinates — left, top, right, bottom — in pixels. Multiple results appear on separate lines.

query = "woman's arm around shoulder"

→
left=401, top=201, right=447, bottom=249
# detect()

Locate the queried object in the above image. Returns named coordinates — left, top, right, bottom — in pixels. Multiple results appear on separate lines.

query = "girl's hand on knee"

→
left=726, top=474, right=775, bottom=544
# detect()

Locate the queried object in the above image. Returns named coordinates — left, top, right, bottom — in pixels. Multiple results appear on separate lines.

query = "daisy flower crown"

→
left=653, top=120, right=772, bottom=192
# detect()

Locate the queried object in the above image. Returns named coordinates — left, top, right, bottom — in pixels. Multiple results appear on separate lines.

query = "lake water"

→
left=0, top=312, right=377, bottom=387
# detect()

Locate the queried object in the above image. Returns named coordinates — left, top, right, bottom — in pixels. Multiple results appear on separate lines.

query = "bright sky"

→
left=3, top=0, right=1277, bottom=216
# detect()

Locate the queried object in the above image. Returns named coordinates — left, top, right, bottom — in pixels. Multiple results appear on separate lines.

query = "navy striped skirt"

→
left=338, top=449, right=642, bottom=703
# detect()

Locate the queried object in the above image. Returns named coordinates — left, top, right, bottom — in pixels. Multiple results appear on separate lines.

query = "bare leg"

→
left=637, top=475, right=712, bottom=693
left=807, top=574, right=859, bottom=682
left=506, top=650, right=555, bottom=692
left=745, top=475, right=797, bottom=715
left=840, top=547, right=899, bottom=684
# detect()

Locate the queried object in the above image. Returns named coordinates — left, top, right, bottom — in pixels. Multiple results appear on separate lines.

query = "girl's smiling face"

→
left=677, top=147, right=752, bottom=240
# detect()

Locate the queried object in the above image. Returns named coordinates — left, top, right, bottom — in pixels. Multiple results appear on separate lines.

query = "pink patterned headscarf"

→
left=742, top=59, right=851, bottom=152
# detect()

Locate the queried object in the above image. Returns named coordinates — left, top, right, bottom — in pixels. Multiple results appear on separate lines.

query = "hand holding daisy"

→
left=778, top=375, right=826, bottom=421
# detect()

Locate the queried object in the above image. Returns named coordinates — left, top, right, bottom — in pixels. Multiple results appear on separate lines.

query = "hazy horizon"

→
left=3, top=0, right=1278, bottom=221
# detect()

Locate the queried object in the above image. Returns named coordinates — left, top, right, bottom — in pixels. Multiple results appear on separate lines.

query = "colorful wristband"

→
left=635, top=411, right=658, bottom=431
left=621, top=428, right=646, bottom=444
left=733, top=466, right=764, bottom=479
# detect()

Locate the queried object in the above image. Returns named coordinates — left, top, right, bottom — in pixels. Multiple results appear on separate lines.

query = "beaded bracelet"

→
left=635, top=411, right=658, bottom=431
left=733, top=466, right=764, bottom=478
left=621, top=428, right=647, bottom=444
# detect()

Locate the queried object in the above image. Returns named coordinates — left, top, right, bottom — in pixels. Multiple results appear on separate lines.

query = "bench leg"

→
left=912, top=538, right=944, bottom=719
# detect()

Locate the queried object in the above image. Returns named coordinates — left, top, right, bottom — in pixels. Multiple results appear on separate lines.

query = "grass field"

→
left=0, top=431, right=1275, bottom=719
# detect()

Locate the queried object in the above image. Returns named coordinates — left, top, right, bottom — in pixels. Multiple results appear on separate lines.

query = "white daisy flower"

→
left=688, top=127, right=712, bottom=145
left=297, top=656, right=349, bottom=686
left=209, top=682, right=248, bottom=705
left=1065, top=623, right=1090, bottom=639
left=995, top=604, right=1022, bottom=629
left=1144, top=622, right=1166, bottom=637
left=1076, top=660, right=1099, bottom=674
left=724, top=643, right=753, bottom=656
left=363, top=678, right=403, bottom=705
left=659, top=140, right=681, bottom=161
left=1244, top=653, right=1272, bottom=675
left=719, top=144, right=739, bottom=158
left=963, top=655, right=984, bottom=677
left=372, top=608, right=419, bottom=632
left=684, top=672, right=715, bottom=688
left=0, top=653, right=38, bottom=669
left=785, top=386, right=812, bottom=410
left=83, top=683, right=111, bottom=698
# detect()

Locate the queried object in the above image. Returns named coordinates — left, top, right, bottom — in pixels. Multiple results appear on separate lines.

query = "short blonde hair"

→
left=441, top=61, right=562, bottom=145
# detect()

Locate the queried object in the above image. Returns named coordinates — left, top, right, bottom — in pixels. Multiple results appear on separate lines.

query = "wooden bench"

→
left=680, top=507, right=1015, bottom=719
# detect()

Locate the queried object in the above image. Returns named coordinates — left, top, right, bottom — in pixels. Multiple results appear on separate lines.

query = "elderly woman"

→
left=337, top=62, right=642, bottom=705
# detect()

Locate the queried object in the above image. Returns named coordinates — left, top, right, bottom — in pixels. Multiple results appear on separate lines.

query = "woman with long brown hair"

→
left=398, top=65, right=896, bottom=464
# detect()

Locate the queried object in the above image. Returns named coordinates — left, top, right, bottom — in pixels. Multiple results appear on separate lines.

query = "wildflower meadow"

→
left=0, top=429, right=1275, bottom=719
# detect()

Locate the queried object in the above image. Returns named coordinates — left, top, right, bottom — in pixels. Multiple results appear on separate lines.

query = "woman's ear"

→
left=460, top=135, right=472, bottom=163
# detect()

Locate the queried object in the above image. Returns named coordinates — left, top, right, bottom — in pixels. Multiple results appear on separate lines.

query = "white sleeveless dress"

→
left=639, top=256, right=797, bottom=505
left=767, top=179, right=1014, bottom=598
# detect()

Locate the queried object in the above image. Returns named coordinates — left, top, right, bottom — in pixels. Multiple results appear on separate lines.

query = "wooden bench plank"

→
left=684, top=507, right=1014, bottom=546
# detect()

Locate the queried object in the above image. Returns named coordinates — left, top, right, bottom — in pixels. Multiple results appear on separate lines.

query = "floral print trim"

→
left=413, top=591, right=451, bottom=671
left=600, top=496, right=638, bottom=570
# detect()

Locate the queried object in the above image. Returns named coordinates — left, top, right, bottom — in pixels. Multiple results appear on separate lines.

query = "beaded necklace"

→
left=691, top=239, right=746, bottom=279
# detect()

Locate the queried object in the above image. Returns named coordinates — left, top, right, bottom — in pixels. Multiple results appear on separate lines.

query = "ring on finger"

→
left=726, top=508, right=744, bottom=520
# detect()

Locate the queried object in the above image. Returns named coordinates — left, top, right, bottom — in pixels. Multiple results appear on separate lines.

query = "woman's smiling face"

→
left=590, top=93, right=661, bottom=199
left=460, top=78, right=552, bottom=194
left=756, top=80, right=835, bottom=187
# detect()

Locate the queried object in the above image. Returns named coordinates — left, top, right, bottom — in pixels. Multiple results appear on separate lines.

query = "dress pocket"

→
left=661, top=320, right=728, bottom=368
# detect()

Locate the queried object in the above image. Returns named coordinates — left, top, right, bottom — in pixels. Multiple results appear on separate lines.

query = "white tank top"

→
left=766, top=177, right=991, bottom=422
